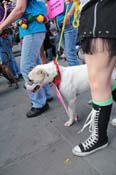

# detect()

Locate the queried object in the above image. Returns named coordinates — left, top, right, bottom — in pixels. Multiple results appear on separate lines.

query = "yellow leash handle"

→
left=72, top=0, right=79, bottom=28
left=56, top=5, right=69, bottom=61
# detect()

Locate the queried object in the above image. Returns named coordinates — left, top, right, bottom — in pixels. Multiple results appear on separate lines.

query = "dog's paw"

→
left=64, top=120, right=74, bottom=127
left=75, top=115, right=80, bottom=121
left=15, top=84, right=19, bottom=89
left=64, top=115, right=80, bottom=127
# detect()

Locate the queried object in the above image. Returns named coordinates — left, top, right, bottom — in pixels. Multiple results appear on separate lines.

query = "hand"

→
left=0, top=26, right=4, bottom=35
left=63, top=13, right=71, bottom=26
left=65, top=0, right=72, bottom=4
left=3, top=0, right=8, bottom=9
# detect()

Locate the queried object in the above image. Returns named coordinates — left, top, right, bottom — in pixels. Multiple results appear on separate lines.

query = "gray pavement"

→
left=0, top=51, right=116, bottom=175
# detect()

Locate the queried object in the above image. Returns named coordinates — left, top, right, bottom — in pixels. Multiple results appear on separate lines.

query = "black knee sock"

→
left=112, top=80, right=116, bottom=102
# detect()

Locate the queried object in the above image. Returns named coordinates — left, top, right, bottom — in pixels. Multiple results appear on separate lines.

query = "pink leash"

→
left=53, top=83, right=68, bottom=115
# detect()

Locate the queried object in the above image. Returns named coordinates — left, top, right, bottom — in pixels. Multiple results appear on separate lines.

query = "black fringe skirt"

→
left=79, top=0, right=116, bottom=57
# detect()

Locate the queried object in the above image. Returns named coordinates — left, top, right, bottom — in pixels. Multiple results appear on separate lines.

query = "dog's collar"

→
left=52, top=60, right=61, bottom=89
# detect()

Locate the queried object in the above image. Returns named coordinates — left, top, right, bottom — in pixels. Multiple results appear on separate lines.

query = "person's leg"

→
left=36, top=48, right=53, bottom=101
left=63, top=26, right=80, bottom=66
left=46, top=48, right=53, bottom=61
left=20, top=33, right=49, bottom=117
left=88, top=72, right=116, bottom=105
left=43, top=84, right=53, bottom=101
left=72, top=38, right=116, bottom=156
left=9, top=52, right=22, bottom=79
left=11, top=53, right=21, bottom=75
left=7, top=60, right=19, bottom=78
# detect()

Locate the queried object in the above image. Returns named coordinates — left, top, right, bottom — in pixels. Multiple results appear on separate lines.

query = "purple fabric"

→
left=0, top=6, right=5, bottom=22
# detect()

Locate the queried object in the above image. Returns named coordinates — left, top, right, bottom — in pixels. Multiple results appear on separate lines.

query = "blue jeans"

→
left=20, top=33, right=52, bottom=108
left=8, top=52, right=21, bottom=78
left=62, top=25, right=80, bottom=66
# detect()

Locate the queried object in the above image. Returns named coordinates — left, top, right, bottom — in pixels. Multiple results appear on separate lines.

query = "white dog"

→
left=27, top=61, right=89, bottom=126
left=27, top=61, right=116, bottom=127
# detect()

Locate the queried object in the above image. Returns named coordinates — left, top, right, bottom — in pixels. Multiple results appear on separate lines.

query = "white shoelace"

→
left=82, top=133, right=98, bottom=150
left=78, top=108, right=97, bottom=133
left=78, top=108, right=100, bottom=150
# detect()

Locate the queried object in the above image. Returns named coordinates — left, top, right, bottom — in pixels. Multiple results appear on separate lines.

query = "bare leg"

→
left=72, top=39, right=116, bottom=156
left=85, top=39, right=116, bottom=101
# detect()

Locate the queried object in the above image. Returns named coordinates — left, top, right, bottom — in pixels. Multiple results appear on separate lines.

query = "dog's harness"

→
left=52, top=60, right=61, bottom=89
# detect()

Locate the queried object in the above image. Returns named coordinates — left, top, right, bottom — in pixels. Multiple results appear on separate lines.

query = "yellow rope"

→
left=55, top=5, right=69, bottom=61
left=72, top=0, right=79, bottom=28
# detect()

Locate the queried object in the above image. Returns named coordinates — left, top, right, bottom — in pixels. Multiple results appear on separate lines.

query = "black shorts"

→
left=79, top=0, right=116, bottom=57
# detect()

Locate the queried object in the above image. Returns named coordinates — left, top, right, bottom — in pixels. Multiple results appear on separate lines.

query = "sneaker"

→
left=15, top=74, right=23, bottom=81
left=47, top=97, right=54, bottom=102
left=60, top=52, right=66, bottom=58
left=72, top=103, right=112, bottom=156
left=72, top=138, right=108, bottom=157
left=111, top=118, right=116, bottom=126
left=26, top=102, right=49, bottom=118
left=88, top=99, right=92, bottom=105
left=18, top=74, right=23, bottom=80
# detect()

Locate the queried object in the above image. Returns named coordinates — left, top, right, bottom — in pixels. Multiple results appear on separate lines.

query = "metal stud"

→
left=105, top=30, right=110, bottom=34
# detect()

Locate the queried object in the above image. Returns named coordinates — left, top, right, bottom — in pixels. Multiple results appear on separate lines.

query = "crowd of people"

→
left=0, top=0, right=116, bottom=158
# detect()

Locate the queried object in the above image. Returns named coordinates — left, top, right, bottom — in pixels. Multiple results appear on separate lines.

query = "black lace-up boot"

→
left=72, top=103, right=112, bottom=156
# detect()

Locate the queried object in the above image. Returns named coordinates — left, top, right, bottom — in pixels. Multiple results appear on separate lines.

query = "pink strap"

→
left=52, top=60, right=61, bottom=89
left=53, top=83, right=68, bottom=115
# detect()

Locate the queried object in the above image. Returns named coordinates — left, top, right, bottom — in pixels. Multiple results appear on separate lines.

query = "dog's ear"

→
left=36, top=69, right=46, bottom=83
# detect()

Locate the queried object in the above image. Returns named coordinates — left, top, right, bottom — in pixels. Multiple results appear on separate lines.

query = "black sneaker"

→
left=72, top=136, right=108, bottom=156
left=18, top=74, right=23, bottom=80
left=47, top=97, right=54, bottom=102
left=72, top=103, right=112, bottom=156
left=26, top=102, right=49, bottom=118
left=16, top=74, right=23, bottom=81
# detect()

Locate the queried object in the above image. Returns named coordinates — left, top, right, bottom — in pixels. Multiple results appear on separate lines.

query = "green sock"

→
left=93, top=96, right=113, bottom=106
left=112, top=80, right=116, bottom=91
